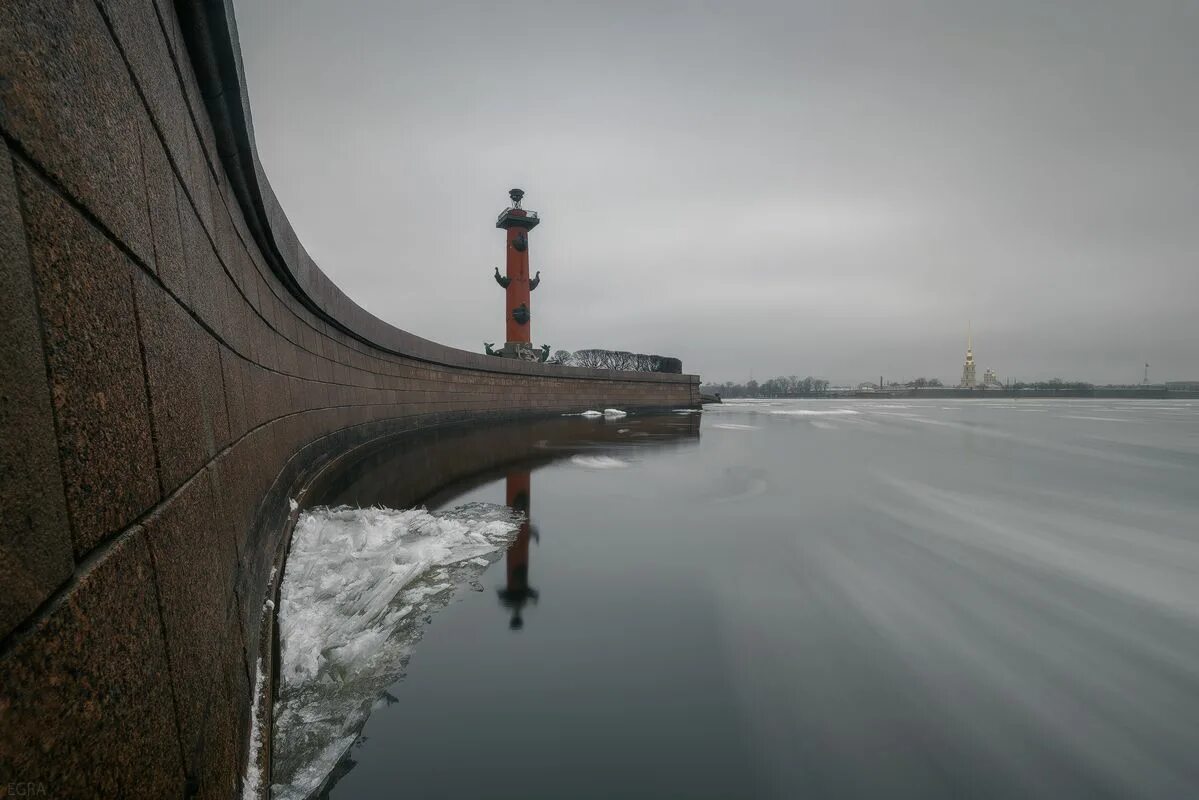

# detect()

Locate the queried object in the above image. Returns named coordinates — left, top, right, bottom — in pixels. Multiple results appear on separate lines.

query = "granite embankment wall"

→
left=0, top=1, right=698, bottom=796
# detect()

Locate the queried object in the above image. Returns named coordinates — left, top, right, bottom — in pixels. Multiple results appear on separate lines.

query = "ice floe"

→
left=770, top=408, right=859, bottom=416
left=570, top=455, right=630, bottom=469
left=271, top=503, right=521, bottom=800
left=241, top=655, right=266, bottom=800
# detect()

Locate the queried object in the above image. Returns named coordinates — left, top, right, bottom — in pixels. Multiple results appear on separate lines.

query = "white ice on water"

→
left=770, top=408, right=859, bottom=416
left=271, top=503, right=521, bottom=800
left=569, top=408, right=627, bottom=418
left=706, top=401, right=861, bottom=418
left=570, top=454, right=630, bottom=469
left=241, top=656, right=266, bottom=800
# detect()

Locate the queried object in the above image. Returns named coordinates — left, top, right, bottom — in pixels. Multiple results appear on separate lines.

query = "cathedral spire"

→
left=960, top=322, right=977, bottom=388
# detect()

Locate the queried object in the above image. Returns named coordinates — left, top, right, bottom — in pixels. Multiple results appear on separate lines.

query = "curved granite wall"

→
left=0, top=1, right=698, bottom=796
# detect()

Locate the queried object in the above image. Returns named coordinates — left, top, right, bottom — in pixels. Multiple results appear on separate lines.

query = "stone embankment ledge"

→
left=0, top=1, right=698, bottom=795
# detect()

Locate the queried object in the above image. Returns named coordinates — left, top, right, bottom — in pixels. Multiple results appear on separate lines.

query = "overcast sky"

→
left=234, top=0, right=1197, bottom=385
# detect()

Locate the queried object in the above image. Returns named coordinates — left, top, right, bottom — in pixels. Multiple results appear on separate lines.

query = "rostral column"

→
left=491, top=188, right=544, bottom=361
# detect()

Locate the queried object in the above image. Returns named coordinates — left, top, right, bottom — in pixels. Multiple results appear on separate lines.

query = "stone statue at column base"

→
left=496, top=342, right=544, bottom=362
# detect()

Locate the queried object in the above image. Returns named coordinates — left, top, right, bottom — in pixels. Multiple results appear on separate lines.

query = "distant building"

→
left=959, top=326, right=977, bottom=388
left=982, top=368, right=1002, bottom=388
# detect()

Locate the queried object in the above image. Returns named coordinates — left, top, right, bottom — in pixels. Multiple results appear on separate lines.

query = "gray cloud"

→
left=234, top=0, right=1198, bottom=385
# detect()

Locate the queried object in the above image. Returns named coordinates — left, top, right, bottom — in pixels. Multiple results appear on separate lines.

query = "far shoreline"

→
left=703, top=389, right=1199, bottom=401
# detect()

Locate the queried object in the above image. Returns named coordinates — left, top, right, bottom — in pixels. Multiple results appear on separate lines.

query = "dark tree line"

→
left=1011, top=379, right=1094, bottom=391
left=702, top=376, right=830, bottom=398
left=702, top=375, right=1102, bottom=397
left=550, top=349, right=683, bottom=374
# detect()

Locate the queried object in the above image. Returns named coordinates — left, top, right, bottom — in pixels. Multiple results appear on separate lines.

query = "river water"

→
left=273, top=399, right=1199, bottom=799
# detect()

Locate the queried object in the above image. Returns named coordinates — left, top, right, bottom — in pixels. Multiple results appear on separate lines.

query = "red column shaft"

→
left=505, top=470, right=530, bottom=507
left=505, top=228, right=531, bottom=344
left=504, top=470, right=532, bottom=593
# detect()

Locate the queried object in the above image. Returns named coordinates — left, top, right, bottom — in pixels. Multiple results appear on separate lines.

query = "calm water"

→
left=284, top=399, right=1199, bottom=799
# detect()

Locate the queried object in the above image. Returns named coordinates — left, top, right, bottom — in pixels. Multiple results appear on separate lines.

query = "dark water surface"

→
left=295, top=399, right=1199, bottom=799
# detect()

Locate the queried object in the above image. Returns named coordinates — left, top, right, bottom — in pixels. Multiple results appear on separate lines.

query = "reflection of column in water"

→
left=497, top=469, right=539, bottom=630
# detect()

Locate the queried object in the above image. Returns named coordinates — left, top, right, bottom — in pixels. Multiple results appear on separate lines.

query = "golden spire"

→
left=960, top=322, right=978, bottom=388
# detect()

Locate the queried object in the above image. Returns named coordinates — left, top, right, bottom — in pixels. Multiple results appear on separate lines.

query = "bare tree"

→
left=558, top=348, right=681, bottom=373
left=571, top=349, right=606, bottom=368
left=656, top=356, right=682, bottom=374
left=636, top=353, right=662, bottom=372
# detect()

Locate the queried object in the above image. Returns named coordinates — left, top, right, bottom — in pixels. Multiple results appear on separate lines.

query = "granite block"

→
left=221, top=347, right=250, bottom=441
left=188, top=606, right=250, bottom=800
left=0, top=0, right=153, bottom=265
left=141, top=466, right=238, bottom=759
left=139, top=114, right=187, bottom=296
left=0, top=528, right=186, bottom=797
left=176, top=184, right=225, bottom=334
left=218, top=268, right=251, bottom=357
left=208, top=443, right=257, bottom=570
left=173, top=52, right=220, bottom=233
left=96, top=0, right=190, bottom=186
left=0, top=143, right=73, bottom=637
left=151, top=0, right=182, bottom=61
left=16, top=164, right=159, bottom=556
left=232, top=247, right=260, bottom=312
left=133, top=270, right=230, bottom=493
left=206, top=169, right=236, bottom=259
